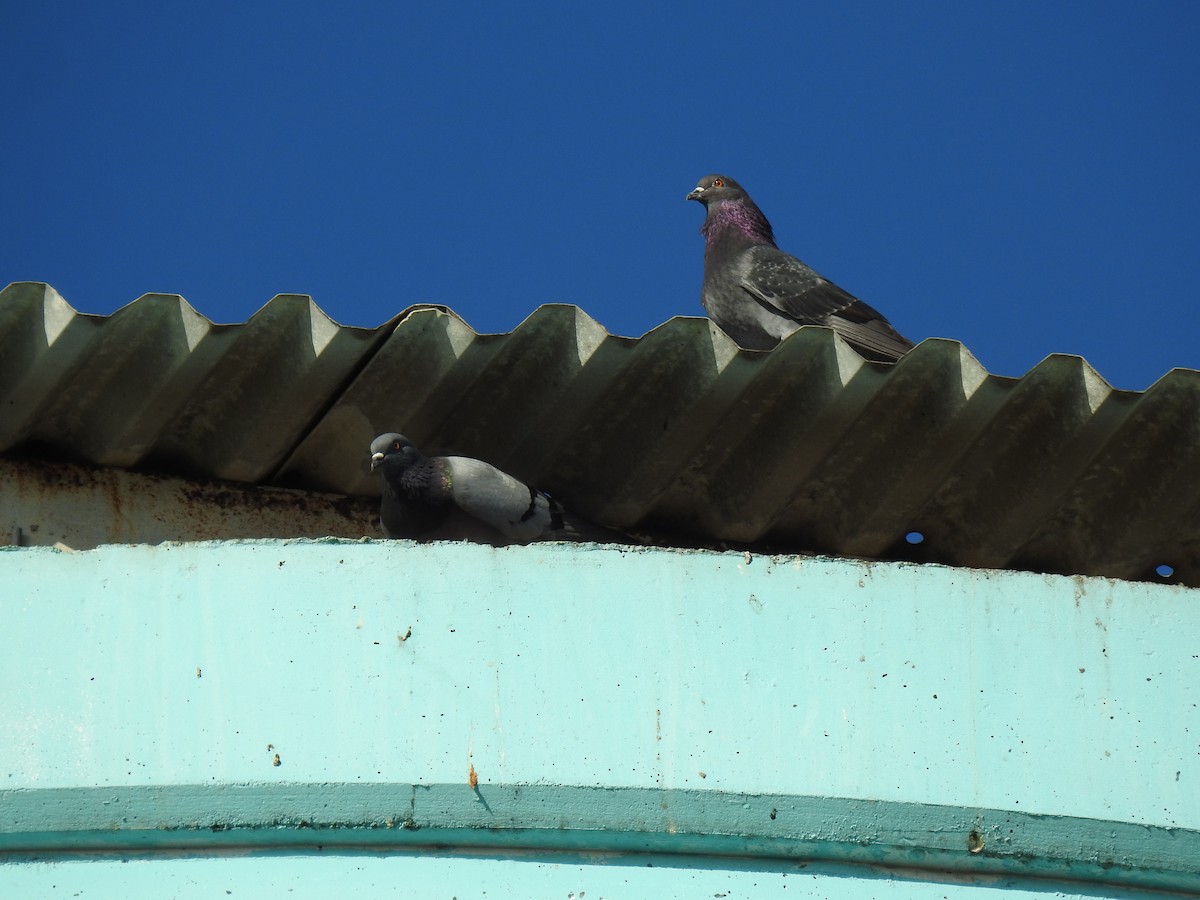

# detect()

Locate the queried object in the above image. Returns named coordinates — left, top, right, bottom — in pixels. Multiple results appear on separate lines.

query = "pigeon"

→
left=369, top=433, right=620, bottom=545
left=686, top=174, right=915, bottom=361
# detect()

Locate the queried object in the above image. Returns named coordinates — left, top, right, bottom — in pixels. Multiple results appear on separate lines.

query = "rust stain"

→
left=468, top=762, right=478, bottom=790
left=1, top=456, right=378, bottom=547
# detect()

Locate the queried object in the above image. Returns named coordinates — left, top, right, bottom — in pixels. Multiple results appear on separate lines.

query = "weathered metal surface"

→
left=2, top=281, right=1198, bottom=585
left=0, top=458, right=376, bottom=549
left=0, top=541, right=1197, bottom=895
left=0, top=282, right=399, bottom=481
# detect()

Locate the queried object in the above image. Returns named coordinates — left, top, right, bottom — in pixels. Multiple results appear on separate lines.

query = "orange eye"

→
left=713, top=178, right=724, bottom=187
left=392, top=441, right=402, bottom=450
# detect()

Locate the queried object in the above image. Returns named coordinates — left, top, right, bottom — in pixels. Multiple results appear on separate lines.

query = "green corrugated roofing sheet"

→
left=3, top=281, right=1198, bottom=585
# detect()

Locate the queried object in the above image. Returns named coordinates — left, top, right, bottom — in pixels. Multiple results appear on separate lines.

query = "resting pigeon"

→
left=686, top=174, right=915, bottom=361
left=369, top=433, right=619, bottom=545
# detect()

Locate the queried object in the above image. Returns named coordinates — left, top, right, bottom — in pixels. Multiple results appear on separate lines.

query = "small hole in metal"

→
left=905, top=531, right=925, bottom=545
left=1155, top=564, right=1174, bottom=578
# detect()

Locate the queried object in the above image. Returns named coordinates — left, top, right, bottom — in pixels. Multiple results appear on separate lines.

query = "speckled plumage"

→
left=369, top=433, right=618, bottom=545
left=687, top=174, right=914, bottom=361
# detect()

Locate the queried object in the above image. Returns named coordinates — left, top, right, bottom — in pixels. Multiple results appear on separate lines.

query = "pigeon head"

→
left=370, top=432, right=424, bottom=472
left=687, top=174, right=775, bottom=246
left=685, top=174, right=748, bottom=205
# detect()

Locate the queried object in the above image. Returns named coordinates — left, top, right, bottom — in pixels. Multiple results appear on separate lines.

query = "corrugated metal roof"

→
left=3, top=281, right=1197, bottom=586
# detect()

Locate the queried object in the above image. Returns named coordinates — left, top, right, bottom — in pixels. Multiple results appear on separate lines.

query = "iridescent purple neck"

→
left=701, top=199, right=776, bottom=249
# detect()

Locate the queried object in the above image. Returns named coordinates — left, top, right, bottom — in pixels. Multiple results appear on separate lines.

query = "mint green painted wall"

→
left=1, top=540, right=1197, bottom=895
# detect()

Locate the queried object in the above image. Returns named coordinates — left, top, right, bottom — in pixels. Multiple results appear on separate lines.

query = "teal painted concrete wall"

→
left=1, top=540, right=1197, bottom=896
left=5, top=853, right=1194, bottom=899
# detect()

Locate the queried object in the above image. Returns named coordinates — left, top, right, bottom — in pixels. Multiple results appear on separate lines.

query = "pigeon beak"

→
left=370, top=451, right=385, bottom=471
left=686, top=186, right=705, bottom=202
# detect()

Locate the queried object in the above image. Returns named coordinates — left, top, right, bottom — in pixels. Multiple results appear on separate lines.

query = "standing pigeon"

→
left=686, top=174, right=915, bottom=361
left=369, top=433, right=619, bottom=545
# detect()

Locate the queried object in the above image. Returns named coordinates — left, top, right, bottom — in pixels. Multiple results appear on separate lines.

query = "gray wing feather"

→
left=738, top=247, right=914, bottom=361
left=445, top=457, right=559, bottom=544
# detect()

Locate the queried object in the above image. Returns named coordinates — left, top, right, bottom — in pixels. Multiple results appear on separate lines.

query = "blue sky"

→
left=4, top=1, right=1197, bottom=390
